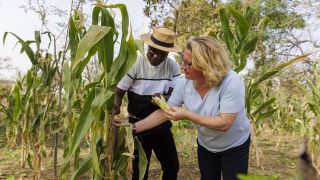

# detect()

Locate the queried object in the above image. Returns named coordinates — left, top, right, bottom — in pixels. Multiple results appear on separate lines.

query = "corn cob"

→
left=152, top=95, right=173, bottom=112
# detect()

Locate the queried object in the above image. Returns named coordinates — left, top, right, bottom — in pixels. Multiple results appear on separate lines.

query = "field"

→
left=0, top=1, right=320, bottom=180
left=0, top=125, right=303, bottom=179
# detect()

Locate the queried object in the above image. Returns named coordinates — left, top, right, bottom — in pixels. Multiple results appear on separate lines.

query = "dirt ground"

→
left=0, top=126, right=305, bottom=180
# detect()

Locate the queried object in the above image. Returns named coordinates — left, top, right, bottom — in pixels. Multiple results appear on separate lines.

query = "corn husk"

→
left=152, top=95, right=173, bottom=112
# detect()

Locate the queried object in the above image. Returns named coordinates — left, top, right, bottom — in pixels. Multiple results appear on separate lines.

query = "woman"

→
left=123, top=36, right=251, bottom=180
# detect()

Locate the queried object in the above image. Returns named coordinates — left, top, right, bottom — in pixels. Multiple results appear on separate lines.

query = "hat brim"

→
left=140, top=33, right=182, bottom=52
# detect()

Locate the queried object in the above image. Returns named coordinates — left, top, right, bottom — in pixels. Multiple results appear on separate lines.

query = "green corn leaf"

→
left=27, top=153, right=34, bottom=170
left=219, top=7, right=235, bottom=55
left=71, top=25, right=111, bottom=70
left=135, top=39, right=145, bottom=57
left=253, top=54, right=309, bottom=86
left=24, top=70, right=34, bottom=101
left=114, top=126, right=135, bottom=176
left=64, top=88, right=113, bottom=165
left=20, top=40, right=35, bottom=54
left=235, top=36, right=259, bottom=72
left=3, top=32, right=37, bottom=65
left=93, top=6, right=115, bottom=72
left=85, top=81, right=100, bottom=90
left=114, top=30, right=137, bottom=83
left=12, top=83, right=22, bottom=122
left=63, top=88, right=96, bottom=165
left=68, top=17, right=79, bottom=60
left=98, top=4, right=129, bottom=83
left=85, top=72, right=105, bottom=90
left=71, top=155, right=93, bottom=180
left=30, top=112, right=43, bottom=133
left=91, top=88, right=113, bottom=114
left=228, top=5, right=249, bottom=38
left=115, top=126, right=127, bottom=155
left=92, top=6, right=100, bottom=25
left=74, top=46, right=98, bottom=78
left=114, top=155, right=128, bottom=175
left=257, top=17, right=270, bottom=32
left=245, top=6, right=255, bottom=23
left=305, top=79, right=320, bottom=99
left=293, top=81, right=307, bottom=93
left=90, top=121, right=102, bottom=176
left=62, top=62, right=72, bottom=103
left=242, top=36, right=259, bottom=57
left=273, top=53, right=310, bottom=71
left=35, top=31, right=41, bottom=50
left=135, top=137, right=147, bottom=180
left=255, top=109, right=277, bottom=125
left=252, top=98, right=276, bottom=116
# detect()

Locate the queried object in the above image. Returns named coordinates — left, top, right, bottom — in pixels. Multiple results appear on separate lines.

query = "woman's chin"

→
left=184, top=73, right=191, bottom=79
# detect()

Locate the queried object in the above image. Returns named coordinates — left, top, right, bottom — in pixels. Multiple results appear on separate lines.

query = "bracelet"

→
left=132, top=123, right=137, bottom=134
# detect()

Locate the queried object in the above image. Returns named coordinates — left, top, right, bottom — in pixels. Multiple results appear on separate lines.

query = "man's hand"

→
left=113, top=118, right=129, bottom=128
left=113, top=105, right=121, bottom=115
left=152, top=93, right=161, bottom=105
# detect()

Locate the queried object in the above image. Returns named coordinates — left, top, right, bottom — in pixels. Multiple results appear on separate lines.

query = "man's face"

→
left=147, top=45, right=169, bottom=66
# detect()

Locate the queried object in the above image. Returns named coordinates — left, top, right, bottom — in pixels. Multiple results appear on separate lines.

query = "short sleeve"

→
left=117, top=75, right=134, bottom=90
left=169, top=60, right=181, bottom=88
left=219, top=76, right=245, bottom=113
left=117, top=57, right=141, bottom=90
left=168, top=78, right=185, bottom=107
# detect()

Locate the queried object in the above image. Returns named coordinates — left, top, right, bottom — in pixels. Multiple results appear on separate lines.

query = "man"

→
left=114, top=27, right=181, bottom=180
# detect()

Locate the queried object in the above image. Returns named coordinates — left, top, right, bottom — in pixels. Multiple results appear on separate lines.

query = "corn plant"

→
left=295, top=64, right=320, bottom=170
left=3, top=31, right=59, bottom=179
left=217, top=3, right=310, bottom=167
left=62, top=4, right=147, bottom=179
left=217, top=4, right=310, bottom=127
left=0, top=92, right=17, bottom=149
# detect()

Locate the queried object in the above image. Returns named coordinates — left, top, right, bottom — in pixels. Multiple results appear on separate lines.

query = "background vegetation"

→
left=0, top=0, right=319, bottom=179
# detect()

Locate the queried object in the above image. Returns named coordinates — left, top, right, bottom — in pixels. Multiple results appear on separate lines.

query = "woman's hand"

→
left=164, top=107, right=189, bottom=121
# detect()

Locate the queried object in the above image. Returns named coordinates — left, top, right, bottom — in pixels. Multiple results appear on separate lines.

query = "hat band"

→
left=150, top=35, right=174, bottom=48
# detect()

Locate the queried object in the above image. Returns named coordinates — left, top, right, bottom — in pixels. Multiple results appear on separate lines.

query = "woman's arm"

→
left=135, top=109, right=168, bottom=133
left=165, top=107, right=237, bottom=132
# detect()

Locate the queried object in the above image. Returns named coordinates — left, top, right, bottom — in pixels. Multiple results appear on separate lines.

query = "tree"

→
left=142, top=0, right=308, bottom=65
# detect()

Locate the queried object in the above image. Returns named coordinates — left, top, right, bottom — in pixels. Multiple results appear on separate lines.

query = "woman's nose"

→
left=181, top=63, right=187, bottom=71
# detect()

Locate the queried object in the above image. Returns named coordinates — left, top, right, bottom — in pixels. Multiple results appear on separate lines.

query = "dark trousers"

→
left=132, top=130, right=179, bottom=180
left=197, top=136, right=250, bottom=180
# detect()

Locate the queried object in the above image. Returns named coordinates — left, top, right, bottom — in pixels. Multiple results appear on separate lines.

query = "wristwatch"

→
left=131, top=123, right=137, bottom=134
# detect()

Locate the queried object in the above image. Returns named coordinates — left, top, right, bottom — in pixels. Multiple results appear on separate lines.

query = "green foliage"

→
left=62, top=3, right=145, bottom=179
left=2, top=3, right=145, bottom=179
left=3, top=29, right=60, bottom=179
left=218, top=4, right=268, bottom=72
left=261, top=0, right=305, bottom=30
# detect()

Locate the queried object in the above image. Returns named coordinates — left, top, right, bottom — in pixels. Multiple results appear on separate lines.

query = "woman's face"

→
left=181, top=49, right=204, bottom=80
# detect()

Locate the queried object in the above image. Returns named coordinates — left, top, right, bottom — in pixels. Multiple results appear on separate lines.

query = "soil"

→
left=0, top=126, right=306, bottom=180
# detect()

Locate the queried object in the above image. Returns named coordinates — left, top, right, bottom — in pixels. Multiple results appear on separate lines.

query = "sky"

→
left=1, top=1, right=319, bottom=80
left=0, top=0, right=150, bottom=80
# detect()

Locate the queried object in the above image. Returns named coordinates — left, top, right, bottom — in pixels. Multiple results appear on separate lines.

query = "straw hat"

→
left=140, top=27, right=182, bottom=52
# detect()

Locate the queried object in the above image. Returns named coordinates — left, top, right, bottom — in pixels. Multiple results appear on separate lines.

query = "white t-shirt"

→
left=168, top=70, right=251, bottom=152
left=117, top=55, right=181, bottom=121
left=117, top=55, right=181, bottom=95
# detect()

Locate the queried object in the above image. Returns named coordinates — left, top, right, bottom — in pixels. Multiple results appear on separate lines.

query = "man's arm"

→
left=153, top=87, right=174, bottom=101
left=163, top=87, right=174, bottom=101
left=114, top=87, right=126, bottom=115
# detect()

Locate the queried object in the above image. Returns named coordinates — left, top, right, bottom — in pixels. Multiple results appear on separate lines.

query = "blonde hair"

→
left=186, top=36, right=232, bottom=87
